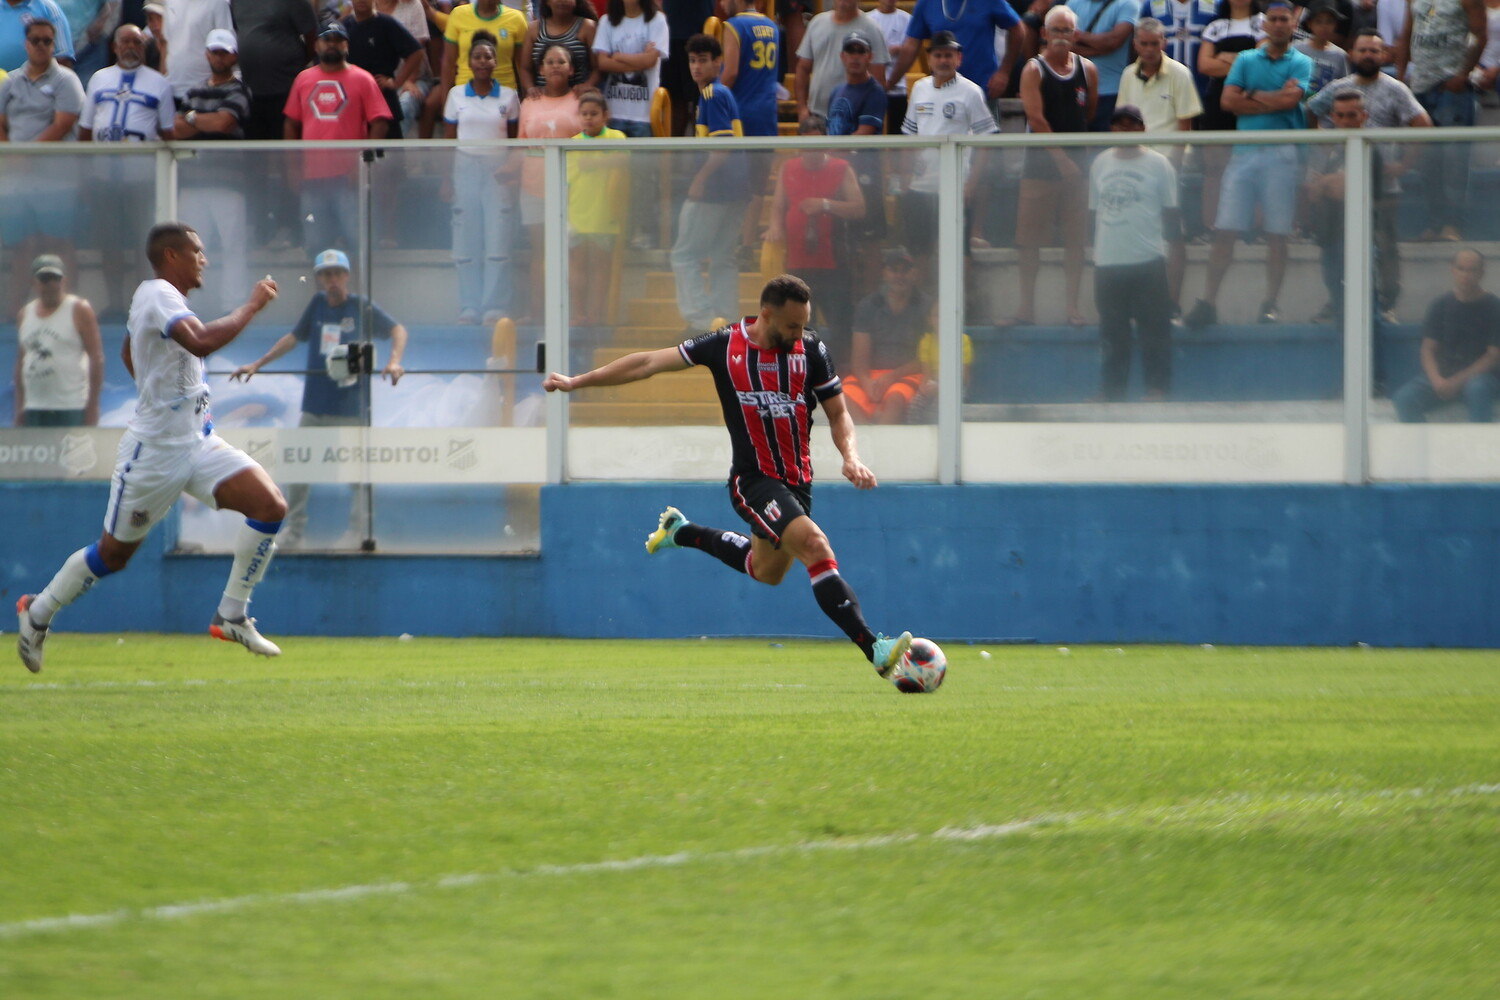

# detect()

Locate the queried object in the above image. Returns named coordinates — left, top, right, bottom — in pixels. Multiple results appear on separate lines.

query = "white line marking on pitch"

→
left=1, top=783, right=1495, bottom=941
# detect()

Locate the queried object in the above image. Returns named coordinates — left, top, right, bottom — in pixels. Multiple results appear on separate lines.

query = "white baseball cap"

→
left=205, top=28, right=237, bottom=53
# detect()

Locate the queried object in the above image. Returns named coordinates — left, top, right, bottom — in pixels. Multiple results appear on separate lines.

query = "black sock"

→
left=809, top=559, right=875, bottom=660
left=675, top=522, right=752, bottom=574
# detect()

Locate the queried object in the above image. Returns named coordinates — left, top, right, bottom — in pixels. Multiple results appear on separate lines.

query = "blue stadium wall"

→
left=3, top=481, right=1496, bottom=647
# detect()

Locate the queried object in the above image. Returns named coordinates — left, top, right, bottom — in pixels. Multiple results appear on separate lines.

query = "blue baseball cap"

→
left=314, top=249, right=350, bottom=273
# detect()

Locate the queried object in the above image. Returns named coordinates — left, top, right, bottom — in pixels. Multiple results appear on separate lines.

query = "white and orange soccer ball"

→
left=891, top=638, right=946, bottom=693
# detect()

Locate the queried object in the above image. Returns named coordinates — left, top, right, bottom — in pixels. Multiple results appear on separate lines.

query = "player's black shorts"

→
left=729, top=472, right=812, bottom=545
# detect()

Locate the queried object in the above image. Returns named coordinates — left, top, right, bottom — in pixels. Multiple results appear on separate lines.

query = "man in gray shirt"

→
left=1397, top=0, right=1485, bottom=241
left=0, top=17, right=85, bottom=314
left=1308, top=28, right=1431, bottom=319
left=795, top=0, right=889, bottom=122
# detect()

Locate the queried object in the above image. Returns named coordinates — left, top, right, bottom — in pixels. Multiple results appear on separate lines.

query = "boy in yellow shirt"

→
left=568, top=91, right=626, bottom=325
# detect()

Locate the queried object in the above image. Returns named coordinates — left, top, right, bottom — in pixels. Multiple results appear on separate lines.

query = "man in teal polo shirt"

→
left=1185, top=0, right=1312, bottom=328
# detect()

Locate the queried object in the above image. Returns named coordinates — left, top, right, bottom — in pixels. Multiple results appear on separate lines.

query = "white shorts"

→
left=103, top=431, right=258, bottom=542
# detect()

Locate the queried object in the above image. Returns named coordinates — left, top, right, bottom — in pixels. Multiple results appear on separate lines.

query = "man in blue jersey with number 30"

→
left=720, top=0, right=781, bottom=254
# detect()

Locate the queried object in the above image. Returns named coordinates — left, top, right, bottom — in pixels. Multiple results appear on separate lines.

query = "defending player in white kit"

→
left=17, top=223, right=288, bottom=672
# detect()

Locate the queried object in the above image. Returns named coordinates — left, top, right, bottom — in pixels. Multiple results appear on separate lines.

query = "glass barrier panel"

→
left=1369, top=134, right=1500, bottom=481
left=562, top=142, right=938, bottom=482
left=961, top=136, right=1346, bottom=483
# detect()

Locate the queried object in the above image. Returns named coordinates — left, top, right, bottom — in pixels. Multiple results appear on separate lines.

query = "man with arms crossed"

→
left=542, top=275, right=913, bottom=683
left=17, top=223, right=287, bottom=673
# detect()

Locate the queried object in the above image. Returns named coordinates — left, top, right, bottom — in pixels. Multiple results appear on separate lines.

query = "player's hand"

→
left=542, top=372, right=575, bottom=392
left=249, top=278, right=278, bottom=311
left=230, top=363, right=258, bottom=382
left=384, top=361, right=405, bottom=385
left=843, top=456, right=877, bottom=490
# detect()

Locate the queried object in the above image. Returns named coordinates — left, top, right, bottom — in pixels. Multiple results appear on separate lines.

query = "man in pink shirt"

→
left=284, top=22, right=393, bottom=257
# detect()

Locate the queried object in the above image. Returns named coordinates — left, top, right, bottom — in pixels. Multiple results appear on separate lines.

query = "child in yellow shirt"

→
left=568, top=91, right=626, bottom=325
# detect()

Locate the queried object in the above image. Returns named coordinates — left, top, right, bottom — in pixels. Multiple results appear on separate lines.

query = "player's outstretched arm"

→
left=822, top=392, right=877, bottom=490
left=171, top=278, right=278, bottom=359
left=543, top=346, right=688, bottom=392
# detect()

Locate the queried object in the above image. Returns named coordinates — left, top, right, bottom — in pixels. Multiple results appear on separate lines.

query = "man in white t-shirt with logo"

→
left=898, top=31, right=997, bottom=262
left=1089, top=104, right=1179, bottom=401
left=17, top=223, right=288, bottom=673
left=80, top=22, right=175, bottom=323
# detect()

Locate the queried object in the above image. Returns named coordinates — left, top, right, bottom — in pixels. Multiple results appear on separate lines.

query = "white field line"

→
left=1, top=783, right=1495, bottom=941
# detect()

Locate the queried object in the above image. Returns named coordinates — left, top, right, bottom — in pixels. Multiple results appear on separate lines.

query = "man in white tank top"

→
left=17, top=223, right=288, bottom=674
left=14, top=254, right=103, bottom=427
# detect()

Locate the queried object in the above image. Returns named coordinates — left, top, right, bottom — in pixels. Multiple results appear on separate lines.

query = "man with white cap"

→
left=14, top=253, right=103, bottom=427
left=173, top=25, right=250, bottom=316
left=162, top=0, right=232, bottom=103
left=230, top=249, right=408, bottom=551
left=80, top=20, right=174, bottom=322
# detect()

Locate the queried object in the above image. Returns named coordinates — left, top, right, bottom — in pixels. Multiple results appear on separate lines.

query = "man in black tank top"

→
left=1013, top=6, right=1097, bottom=327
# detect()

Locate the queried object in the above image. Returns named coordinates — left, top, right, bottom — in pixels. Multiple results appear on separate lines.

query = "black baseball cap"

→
left=1111, top=104, right=1146, bottom=125
left=929, top=30, right=962, bottom=52
left=842, top=32, right=872, bottom=53
left=319, top=21, right=349, bottom=40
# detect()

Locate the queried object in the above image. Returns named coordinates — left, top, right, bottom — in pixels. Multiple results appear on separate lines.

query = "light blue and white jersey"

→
left=127, top=278, right=210, bottom=444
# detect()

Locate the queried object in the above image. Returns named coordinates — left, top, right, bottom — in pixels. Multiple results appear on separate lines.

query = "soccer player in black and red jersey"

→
left=543, top=274, right=913, bottom=681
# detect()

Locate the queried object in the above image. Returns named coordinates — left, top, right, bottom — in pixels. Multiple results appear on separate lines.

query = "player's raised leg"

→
left=779, top=516, right=910, bottom=676
left=207, top=464, right=288, bottom=656
left=647, top=505, right=771, bottom=577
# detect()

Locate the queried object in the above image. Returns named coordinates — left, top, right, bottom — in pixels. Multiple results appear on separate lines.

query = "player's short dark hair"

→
left=146, top=222, right=199, bottom=268
left=761, top=274, right=811, bottom=309
left=686, top=33, right=721, bottom=59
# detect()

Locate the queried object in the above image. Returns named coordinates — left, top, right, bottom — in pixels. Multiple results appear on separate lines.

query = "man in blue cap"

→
left=230, top=249, right=408, bottom=550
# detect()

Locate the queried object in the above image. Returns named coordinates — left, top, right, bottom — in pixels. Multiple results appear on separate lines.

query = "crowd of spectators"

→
left=2, top=1, right=1500, bottom=421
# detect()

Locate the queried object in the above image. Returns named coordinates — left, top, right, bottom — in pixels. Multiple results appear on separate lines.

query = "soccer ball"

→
left=891, top=638, right=946, bottom=693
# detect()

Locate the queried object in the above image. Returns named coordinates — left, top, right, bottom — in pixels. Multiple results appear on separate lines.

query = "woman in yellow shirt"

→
left=443, top=0, right=529, bottom=97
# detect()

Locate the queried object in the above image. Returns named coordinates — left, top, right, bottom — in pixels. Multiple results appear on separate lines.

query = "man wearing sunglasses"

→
left=0, top=18, right=85, bottom=313
left=14, top=253, right=103, bottom=427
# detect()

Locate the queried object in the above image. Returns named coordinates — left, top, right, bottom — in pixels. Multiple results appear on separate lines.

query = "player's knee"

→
left=258, top=488, right=289, bottom=524
left=97, top=538, right=135, bottom=573
left=798, top=531, right=835, bottom=566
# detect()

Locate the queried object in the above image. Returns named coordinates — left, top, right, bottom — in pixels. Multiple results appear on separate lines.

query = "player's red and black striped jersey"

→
left=678, top=317, right=843, bottom=486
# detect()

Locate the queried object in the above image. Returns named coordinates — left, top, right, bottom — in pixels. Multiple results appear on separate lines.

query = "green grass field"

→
left=2, top=637, right=1497, bottom=999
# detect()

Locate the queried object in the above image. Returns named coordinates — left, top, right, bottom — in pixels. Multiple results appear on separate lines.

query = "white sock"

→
left=31, top=546, right=109, bottom=626
left=218, top=519, right=280, bottom=621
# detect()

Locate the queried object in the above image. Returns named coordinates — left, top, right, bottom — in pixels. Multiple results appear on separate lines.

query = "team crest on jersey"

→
left=1076, top=87, right=1087, bottom=106
left=341, top=317, right=355, bottom=333
left=788, top=353, right=806, bottom=375
left=763, top=500, right=781, bottom=521
left=732, top=353, right=743, bottom=363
